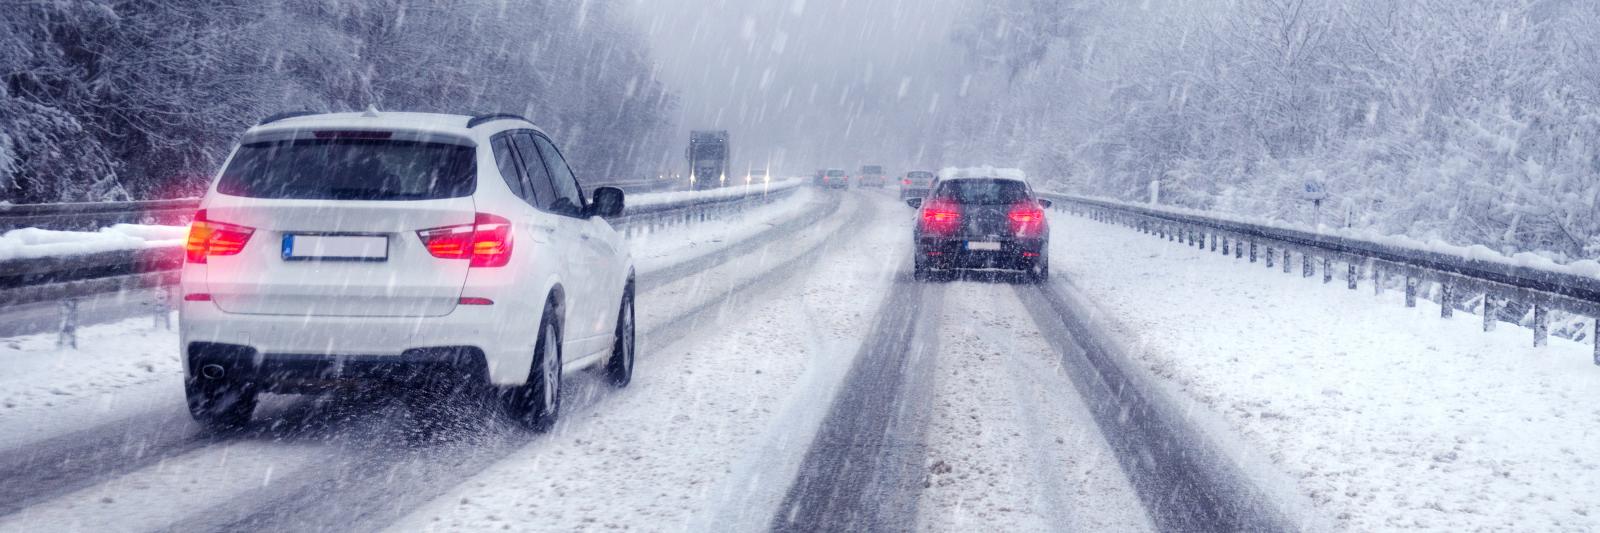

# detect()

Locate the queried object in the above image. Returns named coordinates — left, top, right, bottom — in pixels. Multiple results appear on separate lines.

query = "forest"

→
left=0, top=0, right=675, bottom=205
left=947, top=0, right=1600, bottom=261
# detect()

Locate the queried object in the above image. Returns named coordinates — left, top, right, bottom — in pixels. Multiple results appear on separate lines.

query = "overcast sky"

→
left=626, top=0, right=966, bottom=177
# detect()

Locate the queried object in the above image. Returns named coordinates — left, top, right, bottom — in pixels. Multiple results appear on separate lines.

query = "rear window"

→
left=691, top=144, right=726, bottom=159
left=216, top=139, right=476, bottom=200
left=826, top=169, right=847, bottom=177
left=862, top=166, right=884, bottom=174
left=907, top=171, right=934, bottom=180
left=933, top=179, right=1031, bottom=204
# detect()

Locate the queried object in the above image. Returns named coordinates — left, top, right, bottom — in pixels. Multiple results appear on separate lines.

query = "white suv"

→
left=180, top=111, right=635, bottom=432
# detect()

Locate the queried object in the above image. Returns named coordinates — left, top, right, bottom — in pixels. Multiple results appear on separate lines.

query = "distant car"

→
left=899, top=170, right=935, bottom=199
left=907, top=175, right=1051, bottom=282
left=180, top=111, right=637, bottom=432
left=859, top=165, right=887, bottom=188
left=823, top=168, right=849, bottom=189
left=748, top=169, right=768, bottom=183
left=812, top=169, right=827, bottom=186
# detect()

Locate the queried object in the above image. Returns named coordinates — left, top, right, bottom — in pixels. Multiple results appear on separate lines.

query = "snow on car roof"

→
left=249, top=111, right=545, bottom=139
left=938, top=166, right=1028, bottom=181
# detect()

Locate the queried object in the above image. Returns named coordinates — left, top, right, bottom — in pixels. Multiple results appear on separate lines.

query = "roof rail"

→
left=257, top=110, right=320, bottom=125
left=467, top=113, right=530, bottom=128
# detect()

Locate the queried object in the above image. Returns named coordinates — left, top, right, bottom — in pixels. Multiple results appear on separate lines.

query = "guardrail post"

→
left=1373, top=262, right=1383, bottom=296
left=1439, top=282, right=1454, bottom=318
left=57, top=299, right=79, bottom=349
left=1533, top=305, right=1549, bottom=347
left=1482, top=294, right=1497, bottom=332
left=1222, top=237, right=1230, bottom=256
left=1323, top=257, right=1333, bottom=284
left=1210, top=233, right=1217, bottom=252
left=1303, top=254, right=1315, bottom=278
left=1265, top=247, right=1275, bottom=268
left=1282, top=249, right=1292, bottom=273
left=1405, top=275, right=1418, bottom=308
left=1346, top=262, right=1357, bottom=290
left=1592, top=320, right=1598, bottom=366
left=1249, top=241, right=1257, bottom=262
left=152, top=288, right=172, bottom=330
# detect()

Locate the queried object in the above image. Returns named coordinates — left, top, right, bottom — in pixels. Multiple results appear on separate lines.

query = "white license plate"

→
left=283, top=234, right=388, bottom=261
left=966, top=241, right=1002, bottom=251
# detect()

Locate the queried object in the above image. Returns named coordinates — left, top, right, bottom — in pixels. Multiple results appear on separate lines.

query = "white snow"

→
left=938, top=166, right=1028, bottom=181
left=917, top=282, right=1152, bottom=532
left=627, top=186, right=813, bottom=273
left=626, top=178, right=801, bottom=209
left=0, top=224, right=186, bottom=261
left=1051, top=214, right=1600, bottom=531
left=0, top=313, right=179, bottom=423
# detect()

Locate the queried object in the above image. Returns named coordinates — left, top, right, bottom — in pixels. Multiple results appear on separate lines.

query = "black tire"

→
left=604, top=287, right=636, bottom=387
left=185, top=377, right=257, bottom=430
left=503, top=308, right=562, bottom=432
left=913, top=254, right=931, bottom=282
left=1029, top=254, right=1050, bottom=283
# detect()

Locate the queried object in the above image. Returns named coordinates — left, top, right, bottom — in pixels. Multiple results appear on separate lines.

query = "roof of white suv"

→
left=249, top=111, right=545, bottom=138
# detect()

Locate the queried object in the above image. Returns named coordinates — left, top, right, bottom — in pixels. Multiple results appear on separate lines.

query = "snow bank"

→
left=1053, top=215, right=1600, bottom=531
left=628, top=178, right=801, bottom=209
left=938, top=166, right=1028, bottom=181
left=0, top=224, right=187, bottom=261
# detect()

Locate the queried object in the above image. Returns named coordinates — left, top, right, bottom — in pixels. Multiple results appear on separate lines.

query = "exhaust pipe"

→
left=200, top=364, right=226, bottom=380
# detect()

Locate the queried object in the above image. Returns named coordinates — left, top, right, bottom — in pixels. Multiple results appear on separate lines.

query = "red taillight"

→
left=418, top=213, right=513, bottom=268
left=184, top=293, right=212, bottom=301
left=921, top=199, right=962, bottom=235
left=903, top=179, right=912, bottom=185
left=185, top=209, right=255, bottom=264
left=458, top=297, right=495, bottom=305
left=1009, top=202, right=1046, bottom=237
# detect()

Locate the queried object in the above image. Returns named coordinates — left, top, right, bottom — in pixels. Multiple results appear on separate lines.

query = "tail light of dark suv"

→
left=1009, top=202, right=1046, bottom=238
left=921, top=199, right=963, bottom=236
left=417, top=213, right=513, bottom=268
left=186, top=209, right=255, bottom=264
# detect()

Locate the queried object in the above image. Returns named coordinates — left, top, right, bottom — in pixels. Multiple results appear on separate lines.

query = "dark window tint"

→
left=826, top=169, right=847, bottom=177
left=217, top=139, right=475, bottom=200
left=862, top=165, right=884, bottom=174
left=533, top=136, right=584, bottom=217
left=691, top=143, right=726, bottom=160
left=907, top=171, right=935, bottom=180
left=491, top=136, right=526, bottom=199
left=512, top=133, right=555, bottom=210
left=932, top=179, right=1031, bottom=204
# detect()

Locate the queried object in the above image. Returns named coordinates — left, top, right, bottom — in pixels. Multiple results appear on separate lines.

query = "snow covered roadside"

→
left=626, top=178, right=802, bottom=209
left=1051, top=215, right=1600, bottom=531
left=0, top=224, right=186, bottom=261
left=385, top=193, right=907, bottom=532
left=917, top=282, right=1151, bottom=532
left=627, top=186, right=814, bottom=273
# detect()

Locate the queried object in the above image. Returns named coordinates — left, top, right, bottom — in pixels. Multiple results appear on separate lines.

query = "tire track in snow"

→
left=1014, top=282, right=1296, bottom=532
left=770, top=275, right=946, bottom=532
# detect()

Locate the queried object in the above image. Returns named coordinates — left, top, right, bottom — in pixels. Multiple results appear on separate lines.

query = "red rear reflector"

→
left=458, top=297, right=494, bottom=305
left=313, top=130, right=393, bottom=139
left=186, top=209, right=255, bottom=264
left=184, top=293, right=212, bottom=301
left=418, top=213, right=514, bottom=268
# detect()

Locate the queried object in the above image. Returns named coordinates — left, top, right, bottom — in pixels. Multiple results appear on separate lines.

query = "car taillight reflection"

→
left=1009, top=202, right=1046, bottom=237
left=186, top=209, right=255, bottom=264
left=921, top=199, right=962, bottom=235
left=418, top=213, right=514, bottom=268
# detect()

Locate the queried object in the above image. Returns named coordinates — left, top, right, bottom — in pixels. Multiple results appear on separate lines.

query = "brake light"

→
left=417, top=213, right=514, bottom=268
left=903, top=179, right=912, bottom=185
left=921, top=199, right=962, bottom=235
left=1009, top=202, right=1046, bottom=237
left=186, top=209, right=255, bottom=264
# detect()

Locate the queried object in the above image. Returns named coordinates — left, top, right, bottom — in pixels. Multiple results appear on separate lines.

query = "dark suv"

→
left=906, top=176, right=1052, bottom=282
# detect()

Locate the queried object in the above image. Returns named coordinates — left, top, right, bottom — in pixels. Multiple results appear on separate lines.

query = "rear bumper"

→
left=917, top=237, right=1046, bottom=270
left=187, top=343, right=486, bottom=393
left=899, top=188, right=930, bottom=198
left=179, top=299, right=536, bottom=387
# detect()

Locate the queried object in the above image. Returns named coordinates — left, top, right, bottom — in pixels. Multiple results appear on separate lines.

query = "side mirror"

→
left=1038, top=198, right=1053, bottom=209
left=905, top=198, right=923, bottom=209
left=590, top=186, right=625, bottom=218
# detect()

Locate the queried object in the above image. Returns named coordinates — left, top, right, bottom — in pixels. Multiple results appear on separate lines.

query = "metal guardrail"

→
left=1041, top=193, right=1600, bottom=365
left=0, top=198, right=202, bottom=232
left=0, top=182, right=800, bottom=346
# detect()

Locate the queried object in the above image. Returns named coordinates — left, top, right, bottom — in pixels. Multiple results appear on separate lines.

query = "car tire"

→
left=503, top=308, right=562, bottom=432
left=604, top=287, right=635, bottom=387
left=913, top=254, right=931, bottom=282
left=185, top=377, right=257, bottom=430
left=1029, top=254, right=1050, bottom=283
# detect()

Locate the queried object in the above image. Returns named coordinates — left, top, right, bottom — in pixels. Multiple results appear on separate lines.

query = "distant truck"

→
left=858, top=165, right=887, bottom=188
left=687, top=130, right=730, bottom=190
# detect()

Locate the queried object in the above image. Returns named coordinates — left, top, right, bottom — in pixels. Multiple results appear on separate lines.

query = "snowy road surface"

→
left=1, top=188, right=1589, bottom=531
